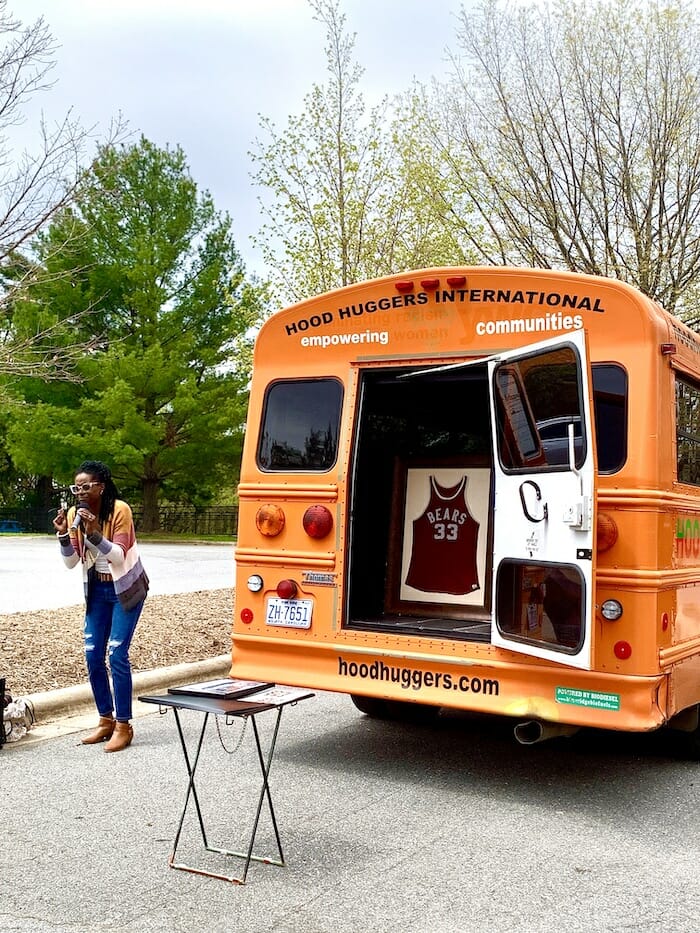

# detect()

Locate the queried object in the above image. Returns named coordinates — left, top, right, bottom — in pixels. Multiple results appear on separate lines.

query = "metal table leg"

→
left=168, top=706, right=286, bottom=884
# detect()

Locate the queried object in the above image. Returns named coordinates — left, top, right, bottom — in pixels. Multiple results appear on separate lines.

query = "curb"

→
left=24, top=654, right=232, bottom=723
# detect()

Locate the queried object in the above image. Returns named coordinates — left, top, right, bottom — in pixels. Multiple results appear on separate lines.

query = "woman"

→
left=53, top=460, right=149, bottom=752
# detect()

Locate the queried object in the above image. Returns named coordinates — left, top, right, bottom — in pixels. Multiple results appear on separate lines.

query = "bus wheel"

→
left=386, top=699, right=441, bottom=724
left=350, top=694, right=394, bottom=718
left=350, top=695, right=440, bottom=723
left=665, top=705, right=700, bottom=760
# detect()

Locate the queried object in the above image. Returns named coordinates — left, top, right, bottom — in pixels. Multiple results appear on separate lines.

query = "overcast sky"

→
left=13, top=0, right=465, bottom=276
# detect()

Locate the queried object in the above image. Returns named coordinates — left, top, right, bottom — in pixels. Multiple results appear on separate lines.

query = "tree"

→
left=7, top=137, right=266, bottom=529
left=250, top=0, right=455, bottom=304
left=422, top=0, right=700, bottom=318
left=0, top=2, right=110, bottom=383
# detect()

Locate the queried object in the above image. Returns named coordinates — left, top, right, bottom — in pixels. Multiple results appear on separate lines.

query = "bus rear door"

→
left=488, top=330, right=597, bottom=670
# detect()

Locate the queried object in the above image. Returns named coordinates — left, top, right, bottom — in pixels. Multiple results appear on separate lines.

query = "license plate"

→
left=265, top=597, right=313, bottom=629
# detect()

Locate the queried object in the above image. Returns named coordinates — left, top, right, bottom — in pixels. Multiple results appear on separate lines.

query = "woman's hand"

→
left=53, top=508, right=68, bottom=536
left=80, top=509, right=99, bottom=536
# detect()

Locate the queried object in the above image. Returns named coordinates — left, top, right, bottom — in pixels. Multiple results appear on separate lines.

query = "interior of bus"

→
left=346, top=357, right=627, bottom=644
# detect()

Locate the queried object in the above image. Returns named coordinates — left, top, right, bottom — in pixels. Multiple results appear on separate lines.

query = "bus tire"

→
left=350, top=694, right=395, bottom=719
left=665, top=705, right=700, bottom=760
left=350, top=695, right=440, bottom=723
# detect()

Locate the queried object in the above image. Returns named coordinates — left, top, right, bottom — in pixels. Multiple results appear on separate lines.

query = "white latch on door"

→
left=563, top=495, right=591, bottom=531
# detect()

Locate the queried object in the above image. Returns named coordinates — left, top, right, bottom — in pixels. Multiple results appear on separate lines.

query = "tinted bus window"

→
left=592, top=364, right=627, bottom=473
left=258, top=379, right=343, bottom=471
left=677, top=376, right=700, bottom=485
left=494, top=355, right=627, bottom=473
left=495, top=346, right=585, bottom=470
left=496, top=561, right=584, bottom=653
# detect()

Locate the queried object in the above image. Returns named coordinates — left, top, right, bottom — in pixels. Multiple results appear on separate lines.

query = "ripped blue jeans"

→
left=84, top=579, right=144, bottom=721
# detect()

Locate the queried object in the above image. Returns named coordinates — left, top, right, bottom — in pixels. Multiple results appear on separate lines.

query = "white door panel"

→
left=488, top=330, right=596, bottom=669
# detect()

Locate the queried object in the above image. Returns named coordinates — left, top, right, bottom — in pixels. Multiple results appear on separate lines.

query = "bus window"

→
left=257, top=378, right=343, bottom=471
left=494, top=345, right=585, bottom=471
left=494, top=366, right=546, bottom=468
left=496, top=561, right=584, bottom=653
left=592, top=364, right=627, bottom=473
left=677, top=376, right=700, bottom=485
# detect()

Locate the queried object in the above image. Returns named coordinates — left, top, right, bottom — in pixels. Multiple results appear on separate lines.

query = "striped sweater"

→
left=60, top=500, right=149, bottom=610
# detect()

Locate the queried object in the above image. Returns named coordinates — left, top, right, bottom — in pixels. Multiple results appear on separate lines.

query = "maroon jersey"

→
left=405, top=475, right=480, bottom=596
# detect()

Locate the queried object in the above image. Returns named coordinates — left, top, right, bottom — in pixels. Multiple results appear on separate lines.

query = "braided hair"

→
left=76, top=460, right=120, bottom=524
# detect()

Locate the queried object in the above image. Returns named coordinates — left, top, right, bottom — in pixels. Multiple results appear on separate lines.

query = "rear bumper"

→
left=232, top=634, right=667, bottom=733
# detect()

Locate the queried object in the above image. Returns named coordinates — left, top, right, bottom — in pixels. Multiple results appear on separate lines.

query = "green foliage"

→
left=250, top=0, right=461, bottom=304
left=6, top=137, right=267, bottom=524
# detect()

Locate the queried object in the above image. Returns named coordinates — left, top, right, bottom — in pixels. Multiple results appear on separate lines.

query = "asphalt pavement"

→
left=3, top=540, right=700, bottom=931
left=5, top=690, right=700, bottom=932
left=0, top=537, right=234, bottom=614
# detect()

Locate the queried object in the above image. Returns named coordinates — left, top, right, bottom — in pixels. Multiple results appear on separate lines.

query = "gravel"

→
left=1, top=588, right=232, bottom=696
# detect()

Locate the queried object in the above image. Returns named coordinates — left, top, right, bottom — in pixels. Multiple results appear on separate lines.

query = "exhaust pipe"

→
left=514, top=719, right=580, bottom=745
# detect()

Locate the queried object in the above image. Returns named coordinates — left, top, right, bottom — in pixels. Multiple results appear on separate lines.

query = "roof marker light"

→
left=420, top=278, right=440, bottom=290
left=395, top=280, right=414, bottom=293
left=446, top=275, right=467, bottom=287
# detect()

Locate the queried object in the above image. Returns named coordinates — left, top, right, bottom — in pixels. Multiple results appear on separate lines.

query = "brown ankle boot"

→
left=104, top=720, right=133, bottom=753
left=81, top=715, right=115, bottom=745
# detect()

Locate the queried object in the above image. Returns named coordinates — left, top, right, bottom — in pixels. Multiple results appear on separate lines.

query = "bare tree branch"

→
left=428, top=0, right=700, bottom=319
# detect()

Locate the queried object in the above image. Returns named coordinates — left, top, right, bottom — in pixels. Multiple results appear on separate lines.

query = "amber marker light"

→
left=596, top=512, right=618, bottom=552
left=256, top=504, right=285, bottom=537
left=303, top=504, right=333, bottom=539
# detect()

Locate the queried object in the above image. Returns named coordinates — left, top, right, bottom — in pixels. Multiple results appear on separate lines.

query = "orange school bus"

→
left=231, top=266, right=700, bottom=751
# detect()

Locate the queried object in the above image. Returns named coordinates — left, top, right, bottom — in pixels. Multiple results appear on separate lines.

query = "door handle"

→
left=519, top=480, right=548, bottom=523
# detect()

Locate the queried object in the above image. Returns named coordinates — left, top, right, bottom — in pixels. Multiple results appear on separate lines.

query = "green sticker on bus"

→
left=556, top=686, right=620, bottom=711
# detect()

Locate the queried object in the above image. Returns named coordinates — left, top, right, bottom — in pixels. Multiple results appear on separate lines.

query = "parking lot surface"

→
left=0, top=537, right=234, bottom=613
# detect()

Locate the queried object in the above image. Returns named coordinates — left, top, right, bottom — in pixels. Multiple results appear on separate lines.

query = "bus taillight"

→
left=303, top=505, right=333, bottom=539
left=277, top=579, right=298, bottom=599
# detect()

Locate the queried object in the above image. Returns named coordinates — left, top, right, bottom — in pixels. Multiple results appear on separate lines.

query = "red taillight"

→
left=303, top=504, right=333, bottom=539
left=614, top=640, right=632, bottom=659
left=240, top=608, right=253, bottom=624
left=276, top=579, right=298, bottom=599
left=256, top=504, right=285, bottom=537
